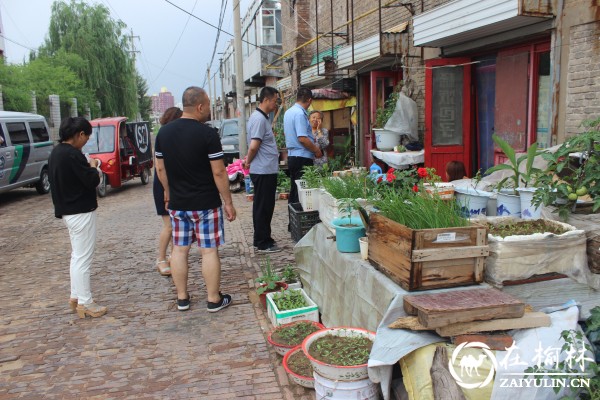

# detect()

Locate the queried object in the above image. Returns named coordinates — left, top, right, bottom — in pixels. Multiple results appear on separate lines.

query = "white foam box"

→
left=266, top=288, right=319, bottom=326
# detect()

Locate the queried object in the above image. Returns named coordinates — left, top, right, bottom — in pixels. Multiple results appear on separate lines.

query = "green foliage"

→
left=255, top=256, right=282, bottom=295
left=524, top=324, right=599, bottom=400
left=309, top=332, right=373, bottom=366
left=277, top=170, right=291, bottom=192
left=321, top=172, right=374, bottom=200
left=136, top=72, right=153, bottom=130
left=374, top=85, right=401, bottom=128
left=272, top=322, right=320, bottom=346
left=485, top=134, right=543, bottom=193
left=533, top=118, right=600, bottom=221
left=301, top=165, right=323, bottom=189
left=281, top=264, right=299, bottom=284
left=372, top=186, right=468, bottom=229
left=272, top=289, right=308, bottom=311
left=39, top=0, right=138, bottom=118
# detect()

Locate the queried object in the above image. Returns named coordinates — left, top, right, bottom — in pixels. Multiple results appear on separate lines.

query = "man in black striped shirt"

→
left=155, top=86, right=236, bottom=313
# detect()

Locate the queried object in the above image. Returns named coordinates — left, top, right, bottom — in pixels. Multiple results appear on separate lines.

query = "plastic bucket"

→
left=373, top=129, right=401, bottom=151
left=517, top=187, right=541, bottom=219
left=496, top=192, right=521, bottom=217
left=314, top=372, right=379, bottom=400
left=359, top=237, right=368, bottom=260
left=454, top=187, right=492, bottom=218
left=332, top=217, right=366, bottom=253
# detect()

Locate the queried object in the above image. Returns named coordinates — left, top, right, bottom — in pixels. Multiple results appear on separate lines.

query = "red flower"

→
left=412, top=184, right=419, bottom=192
left=387, top=168, right=395, bottom=174
left=377, top=176, right=383, bottom=183
left=386, top=174, right=396, bottom=183
left=417, top=168, right=428, bottom=178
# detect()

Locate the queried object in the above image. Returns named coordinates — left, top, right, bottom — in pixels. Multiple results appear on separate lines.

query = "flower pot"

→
left=516, top=187, right=541, bottom=219
left=246, top=193, right=254, bottom=202
left=266, top=288, right=319, bottom=326
left=283, top=345, right=315, bottom=388
left=268, top=320, right=325, bottom=356
left=257, top=281, right=288, bottom=310
left=454, top=187, right=492, bottom=218
left=302, top=327, right=376, bottom=381
left=424, top=182, right=455, bottom=200
left=373, top=128, right=401, bottom=151
left=358, top=237, right=368, bottom=260
left=279, top=192, right=289, bottom=200
left=496, top=191, right=521, bottom=217
left=331, top=217, right=366, bottom=253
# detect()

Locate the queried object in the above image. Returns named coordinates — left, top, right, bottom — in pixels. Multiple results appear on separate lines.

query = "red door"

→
left=425, top=57, right=472, bottom=180
left=360, top=71, right=402, bottom=166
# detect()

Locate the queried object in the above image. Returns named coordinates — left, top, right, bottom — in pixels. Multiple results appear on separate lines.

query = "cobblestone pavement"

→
left=0, top=177, right=313, bottom=399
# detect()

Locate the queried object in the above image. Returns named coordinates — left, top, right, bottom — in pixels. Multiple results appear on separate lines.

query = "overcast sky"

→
left=0, top=0, right=252, bottom=103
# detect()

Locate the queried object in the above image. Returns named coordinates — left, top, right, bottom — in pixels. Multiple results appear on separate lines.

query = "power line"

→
left=202, top=0, right=229, bottom=88
left=151, top=0, right=199, bottom=87
left=162, top=0, right=282, bottom=58
left=0, top=34, right=37, bottom=53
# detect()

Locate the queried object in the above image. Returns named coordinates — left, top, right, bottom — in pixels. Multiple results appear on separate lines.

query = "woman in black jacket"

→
left=48, top=117, right=107, bottom=319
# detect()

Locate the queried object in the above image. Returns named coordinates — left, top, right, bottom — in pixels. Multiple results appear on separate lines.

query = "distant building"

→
left=150, top=87, right=175, bottom=115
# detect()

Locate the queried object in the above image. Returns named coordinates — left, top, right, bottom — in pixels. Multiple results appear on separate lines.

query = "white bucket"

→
left=373, top=129, right=400, bottom=151
left=517, top=187, right=541, bottom=219
left=496, top=192, right=521, bottom=217
left=359, top=237, right=368, bottom=260
left=314, top=372, right=379, bottom=400
left=454, top=187, right=492, bottom=218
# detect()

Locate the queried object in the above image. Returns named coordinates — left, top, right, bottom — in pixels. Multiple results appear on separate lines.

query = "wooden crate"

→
left=367, top=213, right=489, bottom=291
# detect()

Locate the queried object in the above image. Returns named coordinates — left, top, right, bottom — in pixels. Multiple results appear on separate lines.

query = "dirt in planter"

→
left=487, top=220, right=568, bottom=238
left=287, top=350, right=313, bottom=378
left=308, top=334, right=373, bottom=366
left=271, top=322, right=321, bottom=347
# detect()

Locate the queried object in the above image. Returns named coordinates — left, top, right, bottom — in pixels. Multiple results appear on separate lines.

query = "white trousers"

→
left=63, top=211, right=97, bottom=305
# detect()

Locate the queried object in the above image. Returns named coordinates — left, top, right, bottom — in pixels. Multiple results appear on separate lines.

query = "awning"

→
left=413, top=0, right=554, bottom=48
left=309, top=97, right=356, bottom=112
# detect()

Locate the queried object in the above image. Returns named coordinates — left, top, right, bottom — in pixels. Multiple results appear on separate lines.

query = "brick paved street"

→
left=0, top=177, right=313, bottom=399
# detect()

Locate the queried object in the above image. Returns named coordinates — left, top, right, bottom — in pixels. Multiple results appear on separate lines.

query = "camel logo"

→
left=449, top=342, right=498, bottom=389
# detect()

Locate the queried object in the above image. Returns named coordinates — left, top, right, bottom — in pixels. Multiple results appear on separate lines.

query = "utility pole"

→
left=129, top=29, right=141, bottom=121
left=206, top=65, right=213, bottom=121
left=219, top=58, right=226, bottom=120
left=233, top=0, right=247, bottom=157
left=213, top=70, right=217, bottom=122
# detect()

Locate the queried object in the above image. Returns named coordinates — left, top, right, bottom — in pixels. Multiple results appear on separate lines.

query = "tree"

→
left=136, top=72, right=153, bottom=130
left=39, top=0, right=138, bottom=118
left=0, top=62, right=31, bottom=112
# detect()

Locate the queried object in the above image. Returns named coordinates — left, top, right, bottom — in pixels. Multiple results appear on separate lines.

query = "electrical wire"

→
left=202, top=0, right=229, bottom=88
left=151, top=0, right=199, bottom=87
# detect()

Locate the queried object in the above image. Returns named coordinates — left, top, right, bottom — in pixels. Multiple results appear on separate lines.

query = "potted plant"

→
left=267, top=320, right=325, bottom=356
left=302, top=327, right=375, bottom=381
left=296, top=165, right=323, bottom=211
left=485, top=134, right=542, bottom=218
left=373, top=86, right=402, bottom=151
left=331, top=198, right=366, bottom=253
left=320, top=172, right=374, bottom=233
left=281, top=264, right=301, bottom=289
left=255, top=256, right=288, bottom=310
left=283, top=345, right=315, bottom=388
left=533, top=117, right=600, bottom=221
left=274, top=126, right=288, bottom=166
left=265, top=288, right=319, bottom=326
left=277, top=170, right=290, bottom=200
left=368, top=187, right=488, bottom=291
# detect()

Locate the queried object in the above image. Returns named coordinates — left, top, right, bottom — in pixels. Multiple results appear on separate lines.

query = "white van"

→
left=0, top=111, right=53, bottom=195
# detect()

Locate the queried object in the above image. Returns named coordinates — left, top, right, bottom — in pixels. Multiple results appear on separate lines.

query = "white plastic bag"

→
left=384, top=92, right=418, bottom=141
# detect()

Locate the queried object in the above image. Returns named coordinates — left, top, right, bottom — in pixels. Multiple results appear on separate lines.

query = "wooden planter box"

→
left=367, top=213, right=489, bottom=291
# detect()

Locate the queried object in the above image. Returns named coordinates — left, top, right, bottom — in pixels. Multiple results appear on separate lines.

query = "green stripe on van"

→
left=33, top=142, right=53, bottom=148
left=9, top=145, right=23, bottom=182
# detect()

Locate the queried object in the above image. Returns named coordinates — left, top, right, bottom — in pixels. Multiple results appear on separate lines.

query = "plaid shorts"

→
left=169, top=208, right=225, bottom=248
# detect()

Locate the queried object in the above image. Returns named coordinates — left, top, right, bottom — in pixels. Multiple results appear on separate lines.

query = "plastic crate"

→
left=295, top=179, right=320, bottom=211
left=288, top=203, right=320, bottom=242
left=266, top=288, right=319, bottom=326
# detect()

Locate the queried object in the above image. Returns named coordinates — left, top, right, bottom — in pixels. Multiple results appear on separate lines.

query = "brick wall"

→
left=565, top=20, right=600, bottom=137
